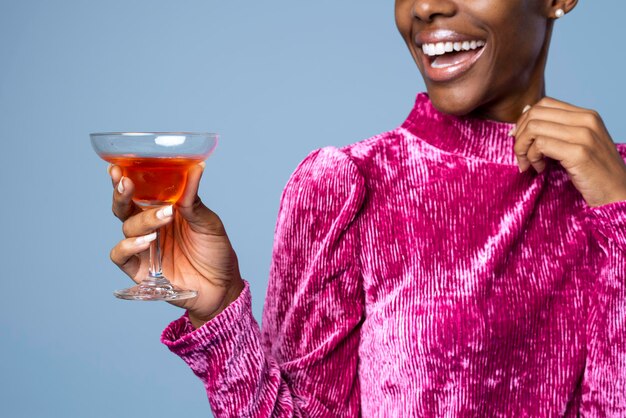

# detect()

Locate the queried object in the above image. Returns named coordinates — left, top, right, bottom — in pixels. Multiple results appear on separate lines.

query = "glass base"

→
left=114, top=279, right=197, bottom=301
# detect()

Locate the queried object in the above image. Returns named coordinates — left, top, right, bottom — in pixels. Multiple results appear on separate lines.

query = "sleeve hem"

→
left=161, top=280, right=253, bottom=356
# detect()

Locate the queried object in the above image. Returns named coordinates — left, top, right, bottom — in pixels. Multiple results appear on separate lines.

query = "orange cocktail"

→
left=102, top=155, right=204, bottom=207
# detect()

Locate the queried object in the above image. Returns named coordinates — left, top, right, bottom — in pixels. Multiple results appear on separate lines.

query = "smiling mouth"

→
left=422, top=40, right=485, bottom=68
left=417, top=37, right=487, bottom=82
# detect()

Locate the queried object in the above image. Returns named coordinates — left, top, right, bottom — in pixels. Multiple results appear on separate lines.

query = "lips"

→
left=415, top=30, right=487, bottom=82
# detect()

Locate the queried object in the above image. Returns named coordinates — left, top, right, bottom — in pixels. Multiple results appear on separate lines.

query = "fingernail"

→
left=523, top=105, right=531, bottom=114
left=135, top=232, right=157, bottom=245
left=117, top=177, right=125, bottom=194
left=508, top=127, right=517, bottom=136
left=198, top=161, right=206, bottom=170
left=156, top=205, right=173, bottom=220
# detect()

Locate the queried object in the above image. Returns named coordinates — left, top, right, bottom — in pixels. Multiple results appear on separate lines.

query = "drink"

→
left=90, top=132, right=218, bottom=301
left=101, top=155, right=203, bottom=207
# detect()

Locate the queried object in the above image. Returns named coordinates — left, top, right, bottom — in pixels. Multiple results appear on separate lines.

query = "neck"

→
left=472, top=81, right=546, bottom=123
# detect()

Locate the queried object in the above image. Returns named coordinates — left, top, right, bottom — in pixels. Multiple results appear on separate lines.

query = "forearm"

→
left=163, top=282, right=360, bottom=417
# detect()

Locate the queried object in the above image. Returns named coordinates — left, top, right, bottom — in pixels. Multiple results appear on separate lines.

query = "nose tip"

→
left=412, top=0, right=456, bottom=23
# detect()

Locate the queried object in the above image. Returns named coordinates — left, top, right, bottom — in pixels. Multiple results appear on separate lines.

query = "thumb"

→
left=176, top=162, right=226, bottom=235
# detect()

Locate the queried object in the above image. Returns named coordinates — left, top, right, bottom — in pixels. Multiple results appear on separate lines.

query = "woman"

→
left=107, top=0, right=626, bottom=416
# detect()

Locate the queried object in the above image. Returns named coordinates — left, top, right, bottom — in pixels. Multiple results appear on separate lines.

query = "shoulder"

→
left=282, top=125, right=409, bottom=207
left=288, top=146, right=362, bottom=188
left=281, top=146, right=366, bottom=216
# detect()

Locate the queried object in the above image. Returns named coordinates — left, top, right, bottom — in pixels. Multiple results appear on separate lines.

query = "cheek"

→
left=394, top=2, right=412, bottom=39
left=474, top=2, right=547, bottom=83
left=493, top=18, right=546, bottom=78
left=472, top=0, right=544, bottom=50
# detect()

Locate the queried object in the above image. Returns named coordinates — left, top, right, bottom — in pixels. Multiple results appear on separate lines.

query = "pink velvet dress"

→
left=162, top=93, right=626, bottom=417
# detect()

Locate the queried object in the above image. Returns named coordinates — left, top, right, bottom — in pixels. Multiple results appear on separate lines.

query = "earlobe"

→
left=553, top=0, right=579, bottom=17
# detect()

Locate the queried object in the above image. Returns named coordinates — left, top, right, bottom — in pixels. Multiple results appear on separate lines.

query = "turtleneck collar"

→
left=401, top=92, right=518, bottom=166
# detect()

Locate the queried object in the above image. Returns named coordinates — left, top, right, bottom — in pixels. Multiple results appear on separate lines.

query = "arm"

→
left=578, top=201, right=626, bottom=416
left=162, top=147, right=366, bottom=417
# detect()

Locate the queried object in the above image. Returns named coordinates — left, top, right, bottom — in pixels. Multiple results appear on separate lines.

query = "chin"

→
left=425, top=84, right=484, bottom=117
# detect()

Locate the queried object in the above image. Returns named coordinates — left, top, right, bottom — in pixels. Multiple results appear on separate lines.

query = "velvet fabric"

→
left=162, top=93, right=626, bottom=417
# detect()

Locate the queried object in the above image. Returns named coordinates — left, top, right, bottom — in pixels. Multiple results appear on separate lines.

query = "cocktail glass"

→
left=90, top=132, right=218, bottom=301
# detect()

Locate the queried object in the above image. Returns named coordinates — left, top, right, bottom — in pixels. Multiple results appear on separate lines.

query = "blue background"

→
left=0, top=1, right=623, bottom=417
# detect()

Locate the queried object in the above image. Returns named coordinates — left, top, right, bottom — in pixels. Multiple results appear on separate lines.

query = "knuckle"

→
left=534, top=136, right=547, bottom=149
left=112, top=197, right=128, bottom=220
left=582, top=127, right=596, bottom=142
left=513, top=140, right=528, bottom=156
left=526, top=119, right=540, bottom=131
left=585, top=112, right=601, bottom=130
left=112, top=205, right=123, bottom=221
left=109, top=247, right=119, bottom=264
left=538, top=97, right=553, bottom=106
left=572, top=144, right=589, bottom=161
left=527, top=150, right=541, bottom=163
left=122, top=220, right=133, bottom=237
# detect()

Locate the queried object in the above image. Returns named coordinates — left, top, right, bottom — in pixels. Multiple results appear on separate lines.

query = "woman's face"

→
left=395, top=0, right=568, bottom=121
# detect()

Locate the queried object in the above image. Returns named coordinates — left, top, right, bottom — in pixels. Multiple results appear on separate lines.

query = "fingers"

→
left=176, top=162, right=227, bottom=235
left=109, top=162, right=227, bottom=236
left=511, top=97, right=604, bottom=173
left=514, top=106, right=585, bottom=137
left=109, top=164, right=122, bottom=187
left=535, top=98, right=607, bottom=135
left=122, top=205, right=175, bottom=238
left=178, top=162, right=205, bottom=208
left=110, top=232, right=156, bottom=280
left=512, top=96, right=600, bottom=134
left=525, top=136, right=588, bottom=174
left=109, top=166, right=140, bottom=221
left=514, top=120, right=598, bottom=172
left=529, top=96, right=581, bottom=113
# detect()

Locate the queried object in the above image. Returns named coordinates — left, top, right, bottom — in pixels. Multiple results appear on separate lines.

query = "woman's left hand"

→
left=511, top=97, right=626, bottom=207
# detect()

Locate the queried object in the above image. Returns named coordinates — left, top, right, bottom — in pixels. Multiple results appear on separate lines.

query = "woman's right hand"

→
left=108, top=163, right=245, bottom=329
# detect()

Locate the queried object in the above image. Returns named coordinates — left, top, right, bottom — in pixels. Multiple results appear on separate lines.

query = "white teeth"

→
left=421, top=39, right=486, bottom=57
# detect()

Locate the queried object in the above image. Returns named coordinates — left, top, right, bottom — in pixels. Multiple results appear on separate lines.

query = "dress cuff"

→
left=161, top=280, right=253, bottom=357
left=580, top=200, right=626, bottom=252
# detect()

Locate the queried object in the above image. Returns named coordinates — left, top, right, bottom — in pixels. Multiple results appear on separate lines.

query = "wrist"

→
left=590, top=192, right=626, bottom=208
left=188, top=279, right=245, bottom=329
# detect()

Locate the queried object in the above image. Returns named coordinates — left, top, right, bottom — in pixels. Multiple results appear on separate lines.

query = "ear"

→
left=548, top=0, right=578, bottom=18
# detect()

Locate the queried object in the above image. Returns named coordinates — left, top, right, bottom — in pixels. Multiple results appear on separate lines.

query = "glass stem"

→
left=146, top=227, right=167, bottom=286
